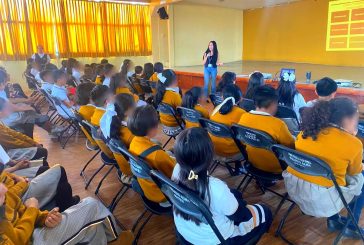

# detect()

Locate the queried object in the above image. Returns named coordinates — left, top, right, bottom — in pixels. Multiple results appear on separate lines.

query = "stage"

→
left=173, top=60, right=364, bottom=104
left=174, top=60, right=364, bottom=85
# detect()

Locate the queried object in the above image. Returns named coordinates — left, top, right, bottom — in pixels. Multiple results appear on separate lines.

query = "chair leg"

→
left=95, top=165, right=115, bottom=195
left=85, top=164, right=105, bottom=189
left=237, top=174, right=249, bottom=190
left=61, top=127, right=78, bottom=149
left=133, top=212, right=153, bottom=245
left=109, top=186, right=130, bottom=212
left=80, top=150, right=101, bottom=176
left=241, top=175, right=253, bottom=193
left=275, top=202, right=296, bottom=245
left=162, top=136, right=173, bottom=149
left=132, top=209, right=148, bottom=232
left=274, top=193, right=289, bottom=217
left=209, top=161, right=219, bottom=174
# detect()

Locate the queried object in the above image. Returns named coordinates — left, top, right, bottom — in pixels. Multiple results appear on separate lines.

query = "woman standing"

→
left=203, top=41, right=221, bottom=100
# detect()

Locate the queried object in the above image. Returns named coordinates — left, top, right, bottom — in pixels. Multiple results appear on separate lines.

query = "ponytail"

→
left=182, top=87, right=202, bottom=109
left=217, top=84, right=242, bottom=115
left=154, top=69, right=177, bottom=106
left=301, top=97, right=358, bottom=140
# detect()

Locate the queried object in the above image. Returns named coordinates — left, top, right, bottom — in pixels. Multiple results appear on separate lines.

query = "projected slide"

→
left=326, top=0, right=364, bottom=51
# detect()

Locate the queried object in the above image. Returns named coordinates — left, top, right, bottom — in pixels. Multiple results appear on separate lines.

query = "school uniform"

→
left=90, top=107, right=106, bottom=127
left=115, top=87, right=139, bottom=103
left=41, top=82, right=53, bottom=94
left=30, top=68, right=41, bottom=81
left=238, top=111, right=295, bottom=173
left=129, top=136, right=176, bottom=203
left=160, top=88, right=182, bottom=127
left=185, top=104, right=209, bottom=128
left=95, top=75, right=103, bottom=85
left=284, top=127, right=364, bottom=217
left=0, top=124, right=37, bottom=150
left=51, top=84, right=74, bottom=119
left=78, top=104, right=96, bottom=122
left=210, top=106, right=246, bottom=157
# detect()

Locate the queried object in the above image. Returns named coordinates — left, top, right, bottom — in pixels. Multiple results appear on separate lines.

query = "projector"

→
left=335, top=79, right=353, bottom=88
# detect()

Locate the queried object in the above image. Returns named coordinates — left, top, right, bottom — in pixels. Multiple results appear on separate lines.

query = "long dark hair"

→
left=219, top=84, right=243, bottom=115
left=216, top=71, right=236, bottom=92
left=246, top=72, right=264, bottom=99
left=182, top=87, right=202, bottom=109
left=109, top=73, right=126, bottom=94
left=277, top=77, right=298, bottom=107
left=301, top=97, right=358, bottom=140
left=155, top=69, right=177, bottom=106
left=120, top=59, right=132, bottom=78
left=173, top=127, right=213, bottom=225
left=205, top=40, right=218, bottom=57
left=114, top=93, right=136, bottom=121
left=143, top=63, right=154, bottom=80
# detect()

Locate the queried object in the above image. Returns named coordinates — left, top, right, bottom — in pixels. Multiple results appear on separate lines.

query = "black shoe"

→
left=72, top=195, right=81, bottom=206
left=343, top=227, right=364, bottom=240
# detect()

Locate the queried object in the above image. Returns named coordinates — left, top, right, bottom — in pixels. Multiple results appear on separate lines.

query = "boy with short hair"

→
left=307, top=77, right=338, bottom=107
left=238, top=85, right=295, bottom=173
left=128, top=105, right=176, bottom=204
left=90, top=85, right=113, bottom=126
left=102, top=64, right=116, bottom=87
left=51, top=70, right=75, bottom=119
left=39, top=70, right=54, bottom=94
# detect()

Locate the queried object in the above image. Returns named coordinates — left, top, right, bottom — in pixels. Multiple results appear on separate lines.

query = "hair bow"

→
left=283, top=72, right=296, bottom=82
left=188, top=170, right=198, bottom=181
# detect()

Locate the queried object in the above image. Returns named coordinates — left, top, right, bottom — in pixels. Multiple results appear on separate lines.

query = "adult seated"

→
left=284, top=97, right=364, bottom=239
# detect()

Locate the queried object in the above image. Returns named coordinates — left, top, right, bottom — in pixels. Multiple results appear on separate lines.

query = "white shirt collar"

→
left=249, top=110, right=271, bottom=116
left=166, top=87, right=179, bottom=93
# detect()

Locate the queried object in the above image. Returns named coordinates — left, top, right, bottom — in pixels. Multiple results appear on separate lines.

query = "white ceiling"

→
left=184, top=0, right=301, bottom=10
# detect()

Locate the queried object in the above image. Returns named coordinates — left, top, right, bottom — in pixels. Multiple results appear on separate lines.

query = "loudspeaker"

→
left=157, top=7, right=169, bottom=20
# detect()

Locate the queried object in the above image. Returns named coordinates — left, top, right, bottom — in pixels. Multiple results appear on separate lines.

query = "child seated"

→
left=155, top=69, right=183, bottom=135
left=76, top=82, right=96, bottom=122
left=306, top=77, right=337, bottom=107
left=245, top=71, right=264, bottom=100
left=94, top=64, right=105, bottom=85
left=128, top=105, right=176, bottom=204
left=72, top=61, right=83, bottom=84
left=110, top=73, right=139, bottom=102
left=39, top=70, right=54, bottom=94
left=210, top=84, right=245, bottom=158
left=120, top=59, right=134, bottom=78
left=172, top=127, right=272, bottom=244
left=90, top=85, right=113, bottom=127
left=214, top=71, right=236, bottom=105
left=30, top=61, right=41, bottom=81
left=102, top=64, right=116, bottom=87
left=181, top=86, right=209, bottom=128
left=151, top=62, right=164, bottom=82
left=51, top=70, right=75, bottom=119
left=238, top=85, right=294, bottom=173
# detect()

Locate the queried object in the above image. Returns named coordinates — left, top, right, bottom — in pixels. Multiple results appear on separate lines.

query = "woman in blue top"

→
left=203, top=41, right=222, bottom=101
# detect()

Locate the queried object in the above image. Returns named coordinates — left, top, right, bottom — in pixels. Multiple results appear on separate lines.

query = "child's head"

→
left=100, top=59, right=108, bottom=64
left=182, top=87, right=203, bottom=109
left=109, top=73, right=127, bottom=94
left=143, top=63, right=154, bottom=79
left=90, top=85, right=113, bottom=108
left=135, top=66, right=143, bottom=75
left=254, top=85, right=278, bottom=115
left=32, top=61, right=41, bottom=70
left=128, top=105, right=159, bottom=138
left=216, top=71, right=236, bottom=92
left=173, top=127, right=213, bottom=224
left=76, top=82, right=96, bottom=106
left=277, top=72, right=298, bottom=107
left=155, top=69, right=178, bottom=106
left=153, top=62, right=164, bottom=73
left=40, top=70, right=54, bottom=83
left=0, top=98, right=12, bottom=119
left=95, top=64, right=105, bottom=76
left=315, top=77, right=337, bottom=100
left=246, top=71, right=264, bottom=99
left=114, top=93, right=136, bottom=121
left=104, top=64, right=115, bottom=77
left=61, top=59, right=68, bottom=68
left=120, top=59, right=133, bottom=75
left=53, top=70, right=67, bottom=86
left=219, top=84, right=243, bottom=115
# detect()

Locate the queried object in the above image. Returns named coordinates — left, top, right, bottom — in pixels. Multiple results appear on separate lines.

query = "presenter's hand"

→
left=218, top=62, right=224, bottom=66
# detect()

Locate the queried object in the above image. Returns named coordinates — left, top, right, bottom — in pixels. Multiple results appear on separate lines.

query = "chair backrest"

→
left=126, top=77, right=139, bottom=94
left=209, top=93, right=223, bottom=107
left=238, top=98, right=256, bottom=112
left=150, top=170, right=226, bottom=244
left=110, top=141, right=152, bottom=181
left=157, top=103, right=184, bottom=128
left=231, top=124, right=275, bottom=151
left=51, top=96, right=75, bottom=119
left=83, top=120, right=114, bottom=158
left=357, top=121, right=364, bottom=139
left=177, top=107, right=202, bottom=124
left=199, top=118, right=232, bottom=138
left=276, top=105, right=299, bottom=122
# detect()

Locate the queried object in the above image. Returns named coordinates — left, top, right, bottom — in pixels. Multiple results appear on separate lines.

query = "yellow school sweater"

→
left=78, top=104, right=96, bottom=122
left=115, top=87, right=139, bottom=103
left=210, top=106, right=246, bottom=156
left=0, top=124, right=37, bottom=151
left=289, top=127, right=363, bottom=187
left=238, top=111, right=295, bottom=173
left=160, top=90, right=182, bottom=127
left=129, top=136, right=176, bottom=203
left=185, top=104, right=209, bottom=128
left=90, top=107, right=106, bottom=127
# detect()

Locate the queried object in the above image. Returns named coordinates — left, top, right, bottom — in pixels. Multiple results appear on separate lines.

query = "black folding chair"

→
left=126, top=76, right=140, bottom=95
left=272, top=144, right=364, bottom=245
left=238, top=98, right=256, bottom=112
left=357, top=120, right=364, bottom=139
left=38, top=89, right=58, bottom=122
left=231, top=124, right=291, bottom=216
left=157, top=103, right=185, bottom=148
left=177, top=106, right=202, bottom=127
left=275, top=105, right=300, bottom=136
left=209, top=92, right=223, bottom=107
left=115, top=146, right=172, bottom=244
left=199, top=118, right=246, bottom=175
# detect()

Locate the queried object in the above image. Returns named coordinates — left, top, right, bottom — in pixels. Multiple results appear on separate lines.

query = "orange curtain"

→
left=0, top=0, right=152, bottom=60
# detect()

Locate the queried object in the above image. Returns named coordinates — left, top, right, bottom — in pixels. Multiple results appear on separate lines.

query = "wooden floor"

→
left=33, top=103, right=363, bottom=245
left=174, top=60, right=364, bottom=86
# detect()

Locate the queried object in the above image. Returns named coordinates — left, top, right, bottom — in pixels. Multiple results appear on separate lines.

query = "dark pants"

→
left=35, top=166, right=75, bottom=212
left=31, top=147, right=48, bottom=161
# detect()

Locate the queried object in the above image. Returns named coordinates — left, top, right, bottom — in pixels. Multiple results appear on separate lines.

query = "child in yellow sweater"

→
left=90, top=85, right=113, bottom=127
left=181, top=87, right=209, bottom=128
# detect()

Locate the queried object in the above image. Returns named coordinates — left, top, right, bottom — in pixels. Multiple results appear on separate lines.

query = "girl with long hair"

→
left=172, top=127, right=272, bottom=244
left=181, top=87, right=209, bottom=128
left=245, top=71, right=264, bottom=100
